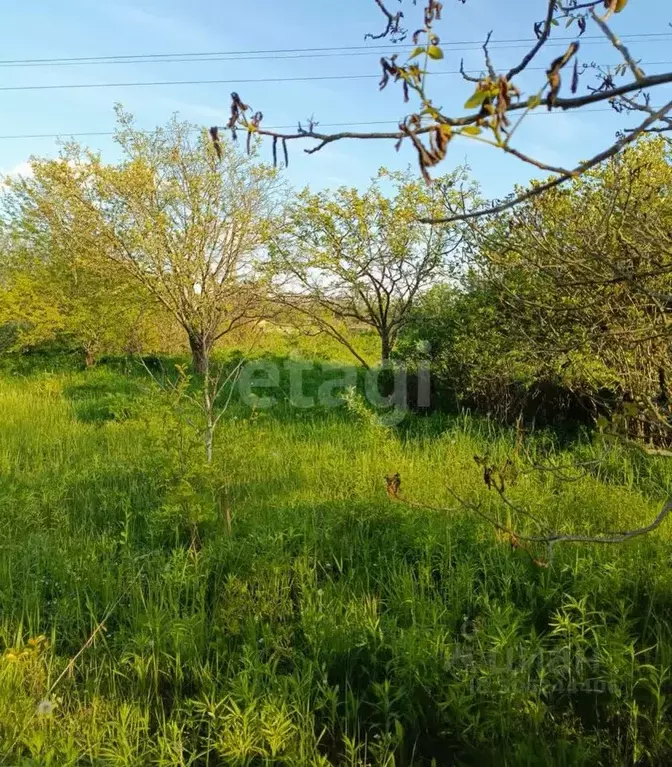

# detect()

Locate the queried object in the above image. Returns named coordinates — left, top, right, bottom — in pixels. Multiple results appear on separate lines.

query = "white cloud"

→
left=4, top=161, right=33, bottom=181
left=1, top=161, right=33, bottom=190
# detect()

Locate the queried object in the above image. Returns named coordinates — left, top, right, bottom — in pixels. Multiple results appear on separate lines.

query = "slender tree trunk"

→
left=188, top=331, right=211, bottom=376
left=204, top=415, right=214, bottom=463
left=378, top=329, right=396, bottom=397
left=380, top=330, right=392, bottom=365
left=203, top=366, right=215, bottom=464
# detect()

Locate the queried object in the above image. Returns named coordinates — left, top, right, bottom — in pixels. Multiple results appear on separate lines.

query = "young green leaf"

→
left=464, top=89, right=489, bottom=110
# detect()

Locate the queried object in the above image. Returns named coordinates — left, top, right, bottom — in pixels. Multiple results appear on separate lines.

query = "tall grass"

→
left=1, top=359, right=672, bottom=765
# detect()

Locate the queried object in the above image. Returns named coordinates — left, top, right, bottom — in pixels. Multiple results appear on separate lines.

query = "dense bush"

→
left=397, top=138, right=672, bottom=431
left=397, top=283, right=611, bottom=426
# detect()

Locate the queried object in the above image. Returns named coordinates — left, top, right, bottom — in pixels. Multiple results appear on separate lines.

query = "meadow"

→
left=1, top=352, right=672, bottom=766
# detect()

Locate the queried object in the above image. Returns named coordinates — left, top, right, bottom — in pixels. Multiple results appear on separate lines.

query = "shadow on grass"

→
left=63, top=370, right=147, bottom=424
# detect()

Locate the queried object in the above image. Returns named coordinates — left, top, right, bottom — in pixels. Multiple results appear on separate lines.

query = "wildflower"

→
left=37, top=699, right=54, bottom=716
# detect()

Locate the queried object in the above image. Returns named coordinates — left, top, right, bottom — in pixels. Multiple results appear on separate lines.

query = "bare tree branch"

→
left=422, top=98, right=672, bottom=223
left=506, top=0, right=557, bottom=81
left=212, top=0, right=672, bottom=220
left=366, top=0, right=407, bottom=41
left=386, top=471, right=672, bottom=552
left=590, top=8, right=645, bottom=82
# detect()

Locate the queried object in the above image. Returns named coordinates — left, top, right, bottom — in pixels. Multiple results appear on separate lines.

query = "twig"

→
left=506, top=0, right=557, bottom=81
left=460, top=58, right=481, bottom=83
left=386, top=471, right=672, bottom=551
left=482, top=31, right=497, bottom=80
left=422, top=98, right=672, bottom=223
left=365, top=0, right=405, bottom=41
left=590, top=7, right=645, bottom=82
left=232, top=72, right=672, bottom=164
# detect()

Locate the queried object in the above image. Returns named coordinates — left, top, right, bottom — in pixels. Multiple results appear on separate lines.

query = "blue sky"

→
left=1, top=0, right=670, bottom=198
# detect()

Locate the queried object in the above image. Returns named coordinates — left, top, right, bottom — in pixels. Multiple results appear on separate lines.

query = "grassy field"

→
left=1, top=355, right=672, bottom=765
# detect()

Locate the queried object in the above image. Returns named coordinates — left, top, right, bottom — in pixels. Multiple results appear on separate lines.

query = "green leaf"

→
left=461, top=125, right=482, bottom=136
left=409, top=46, right=425, bottom=60
left=464, top=89, right=488, bottom=110
left=427, top=45, right=444, bottom=60
left=420, top=105, right=440, bottom=120
left=527, top=94, right=542, bottom=109
left=596, top=415, right=609, bottom=430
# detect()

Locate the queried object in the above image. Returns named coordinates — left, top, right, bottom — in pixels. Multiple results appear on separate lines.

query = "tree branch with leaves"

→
left=214, top=0, right=672, bottom=221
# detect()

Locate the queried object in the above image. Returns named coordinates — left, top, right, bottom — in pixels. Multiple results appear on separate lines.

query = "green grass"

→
left=1, top=358, right=672, bottom=765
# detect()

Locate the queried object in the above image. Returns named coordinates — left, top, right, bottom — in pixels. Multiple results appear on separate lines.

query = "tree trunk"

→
left=188, top=331, right=211, bottom=376
left=380, top=331, right=392, bottom=364
left=378, top=330, right=396, bottom=397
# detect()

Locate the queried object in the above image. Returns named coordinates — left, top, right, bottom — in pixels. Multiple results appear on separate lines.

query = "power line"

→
left=0, top=108, right=647, bottom=142
left=0, top=60, right=669, bottom=93
left=2, top=74, right=378, bottom=92
left=0, top=32, right=669, bottom=68
left=2, top=61, right=671, bottom=95
left=3, top=38, right=671, bottom=68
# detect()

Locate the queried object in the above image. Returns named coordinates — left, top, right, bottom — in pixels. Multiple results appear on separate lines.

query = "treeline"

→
left=1, top=107, right=670, bottom=428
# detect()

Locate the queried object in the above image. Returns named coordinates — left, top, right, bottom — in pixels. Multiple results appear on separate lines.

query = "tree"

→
left=467, top=137, right=672, bottom=432
left=399, top=136, right=672, bottom=430
left=8, top=108, right=281, bottom=375
left=217, top=1, right=672, bottom=221
left=269, top=169, right=464, bottom=366
left=0, top=203, right=155, bottom=364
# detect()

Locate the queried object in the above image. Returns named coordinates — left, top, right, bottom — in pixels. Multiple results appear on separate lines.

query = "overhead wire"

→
left=0, top=31, right=668, bottom=67
left=0, top=59, right=670, bottom=92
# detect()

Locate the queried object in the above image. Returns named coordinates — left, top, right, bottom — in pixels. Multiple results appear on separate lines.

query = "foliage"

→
left=2, top=100, right=672, bottom=766
left=270, top=168, right=466, bottom=365
left=4, top=107, right=282, bottom=374
left=0, top=215, right=155, bottom=364
left=399, top=137, right=672, bottom=430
